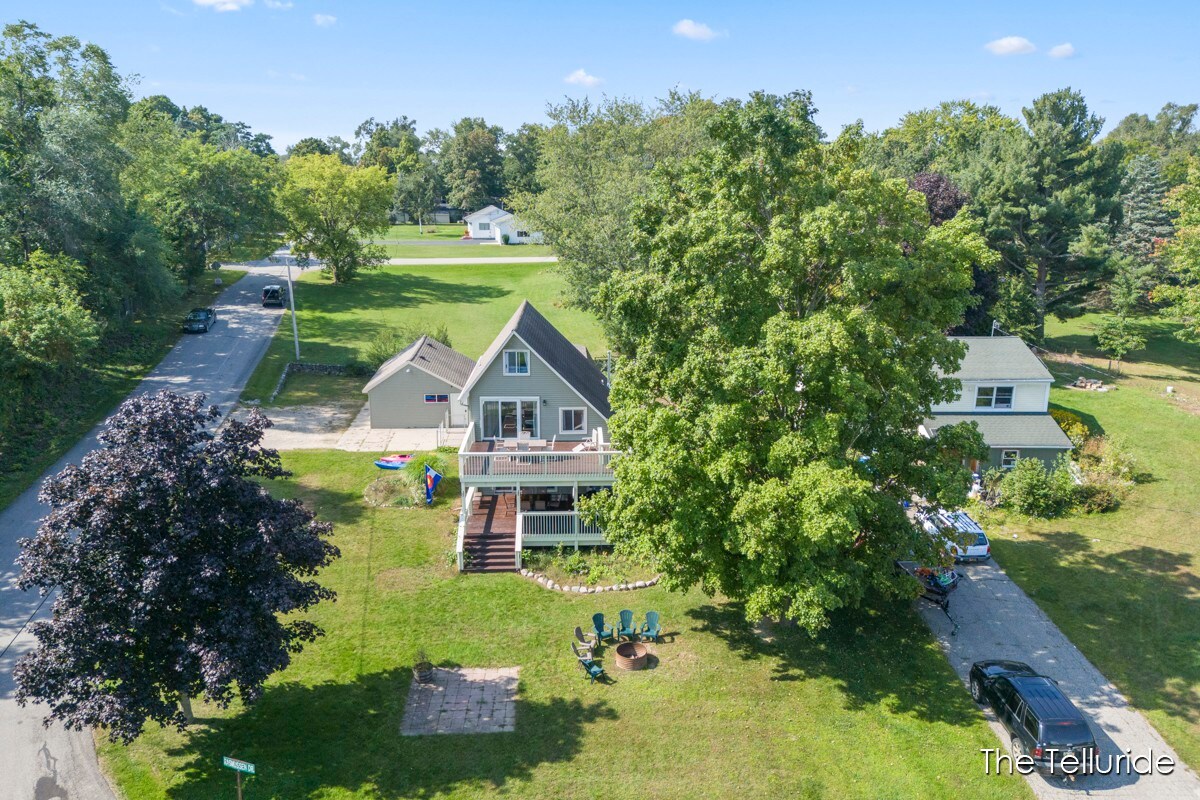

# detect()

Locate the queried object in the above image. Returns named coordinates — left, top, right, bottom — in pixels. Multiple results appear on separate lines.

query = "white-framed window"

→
left=516, top=230, right=529, bottom=238
left=423, top=394, right=450, bottom=404
left=1001, top=449, right=1020, bottom=469
left=560, top=407, right=586, bottom=434
left=478, top=222, right=491, bottom=231
left=976, top=385, right=1015, bottom=409
left=503, top=349, right=530, bottom=376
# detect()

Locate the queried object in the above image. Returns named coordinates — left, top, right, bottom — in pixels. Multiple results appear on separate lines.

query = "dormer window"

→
left=976, top=385, right=1014, bottom=409
left=503, top=349, right=530, bottom=376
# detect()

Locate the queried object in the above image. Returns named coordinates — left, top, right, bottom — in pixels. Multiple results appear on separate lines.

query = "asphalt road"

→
left=919, top=559, right=1200, bottom=800
left=0, top=265, right=286, bottom=800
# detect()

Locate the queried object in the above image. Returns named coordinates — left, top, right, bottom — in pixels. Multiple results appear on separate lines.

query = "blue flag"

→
left=425, top=463, right=443, bottom=505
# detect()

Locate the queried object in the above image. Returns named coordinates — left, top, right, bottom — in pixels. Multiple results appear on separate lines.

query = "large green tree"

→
left=121, top=105, right=282, bottom=283
left=355, top=116, right=421, bottom=174
left=276, top=154, right=392, bottom=284
left=1157, top=159, right=1200, bottom=339
left=959, top=89, right=1124, bottom=339
left=502, top=122, right=545, bottom=198
left=585, top=92, right=992, bottom=632
left=1105, top=103, right=1200, bottom=187
left=863, top=100, right=1021, bottom=179
left=442, top=117, right=505, bottom=211
left=1115, top=154, right=1175, bottom=269
left=510, top=92, right=718, bottom=310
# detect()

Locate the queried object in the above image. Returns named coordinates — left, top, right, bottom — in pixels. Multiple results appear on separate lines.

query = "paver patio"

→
left=400, top=667, right=519, bottom=736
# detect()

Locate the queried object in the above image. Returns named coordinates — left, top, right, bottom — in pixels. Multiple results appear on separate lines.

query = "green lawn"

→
left=978, top=312, right=1200, bottom=770
left=99, top=450, right=1031, bottom=800
left=378, top=223, right=470, bottom=241
left=381, top=244, right=553, bottom=259
left=0, top=269, right=246, bottom=511
left=240, top=263, right=604, bottom=403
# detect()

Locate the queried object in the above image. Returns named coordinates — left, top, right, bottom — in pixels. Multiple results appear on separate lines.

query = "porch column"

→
left=572, top=482, right=580, bottom=550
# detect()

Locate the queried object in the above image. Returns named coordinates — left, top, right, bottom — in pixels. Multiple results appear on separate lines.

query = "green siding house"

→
left=920, top=336, right=1072, bottom=473
left=362, top=335, right=475, bottom=428
left=455, top=301, right=616, bottom=572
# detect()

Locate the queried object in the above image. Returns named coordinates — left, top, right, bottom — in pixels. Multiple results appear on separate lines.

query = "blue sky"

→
left=14, top=1, right=1200, bottom=149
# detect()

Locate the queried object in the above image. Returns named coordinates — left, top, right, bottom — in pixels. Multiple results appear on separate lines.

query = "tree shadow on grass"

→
left=299, top=272, right=510, bottom=316
left=996, top=530, right=1200, bottom=735
left=686, top=600, right=983, bottom=728
left=164, top=669, right=615, bottom=799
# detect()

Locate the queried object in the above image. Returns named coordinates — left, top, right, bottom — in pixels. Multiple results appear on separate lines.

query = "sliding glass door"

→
left=480, top=398, right=539, bottom=439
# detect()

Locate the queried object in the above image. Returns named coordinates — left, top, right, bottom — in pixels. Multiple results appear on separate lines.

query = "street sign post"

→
left=222, top=756, right=255, bottom=799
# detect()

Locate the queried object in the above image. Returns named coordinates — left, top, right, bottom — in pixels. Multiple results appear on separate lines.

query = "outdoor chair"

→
left=573, top=626, right=596, bottom=657
left=572, top=641, right=605, bottom=684
left=616, top=609, right=638, bottom=641
left=639, top=611, right=662, bottom=643
left=591, top=613, right=615, bottom=646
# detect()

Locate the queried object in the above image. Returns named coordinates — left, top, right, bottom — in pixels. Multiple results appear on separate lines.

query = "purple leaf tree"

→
left=14, top=390, right=338, bottom=743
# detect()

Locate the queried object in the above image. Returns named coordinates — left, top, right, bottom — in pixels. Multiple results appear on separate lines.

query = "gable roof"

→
left=944, top=336, right=1054, bottom=382
left=463, top=204, right=508, bottom=222
left=362, top=335, right=476, bottom=394
left=459, top=300, right=611, bottom=418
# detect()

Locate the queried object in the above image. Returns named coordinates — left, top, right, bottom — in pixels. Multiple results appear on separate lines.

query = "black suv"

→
left=262, top=284, right=287, bottom=307
left=969, top=660, right=1097, bottom=774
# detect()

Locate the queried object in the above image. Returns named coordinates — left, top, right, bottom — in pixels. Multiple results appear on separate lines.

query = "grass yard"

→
left=378, top=224, right=471, bottom=241
left=381, top=244, right=553, bottom=259
left=978, top=312, right=1200, bottom=770
left=99, top=450, right=1031, bottom=800
left=0, top=269, right=246, bottom=512
left=241, top=262, right=604, bottom=403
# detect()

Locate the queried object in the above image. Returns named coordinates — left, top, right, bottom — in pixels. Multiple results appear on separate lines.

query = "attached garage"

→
left=362, top=335, right=475, bottom=428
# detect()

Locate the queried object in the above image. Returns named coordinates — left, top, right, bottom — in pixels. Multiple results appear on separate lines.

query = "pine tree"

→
left=1115, top=155, right=1174, bottom=268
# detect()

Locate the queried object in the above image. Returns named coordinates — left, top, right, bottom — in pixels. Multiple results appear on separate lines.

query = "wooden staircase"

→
left=462, top=494, right=518, bottom=573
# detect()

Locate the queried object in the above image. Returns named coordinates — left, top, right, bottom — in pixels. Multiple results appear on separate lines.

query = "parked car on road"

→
left=262, top=284, right=288, bottom=307
left=969, top=660, right=1097, bottom=774
left=919, top=508, right=990, bottom=562
left=182, top=307, right=217, bottom=333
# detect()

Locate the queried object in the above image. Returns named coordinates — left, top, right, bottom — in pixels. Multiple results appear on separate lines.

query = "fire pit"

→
left=614, top=641, right=649, bottom=670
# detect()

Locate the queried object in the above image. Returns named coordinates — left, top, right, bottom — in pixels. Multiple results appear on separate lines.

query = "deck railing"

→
left=517, top=510, right=607, bottom=548
left=460, top=450, right=618, bottom=481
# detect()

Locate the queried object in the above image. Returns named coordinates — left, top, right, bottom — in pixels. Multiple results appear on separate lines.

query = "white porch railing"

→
left=514, top=513, right=524, bottom=570
left=456, top=486, right=477, bottom=571
left=459, top=450, right=617, bottom=481
left=517, top=510, right=607, bottom=548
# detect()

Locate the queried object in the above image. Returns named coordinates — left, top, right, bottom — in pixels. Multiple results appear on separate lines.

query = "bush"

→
left=1077, top=436, right=1143, bottom=483
left=500, top=233, right=510, bottom=245
left=1049, top=408, right=1091, bottom=449
left=363, top=472, right=421, bottom=507
left=1076, top=475, right=1127, bottom=513
left=361, top=322, right=454, bottom=370
left=998, top=456, right=1076, bottom=518
left=401, top=451, right=449, bottom=484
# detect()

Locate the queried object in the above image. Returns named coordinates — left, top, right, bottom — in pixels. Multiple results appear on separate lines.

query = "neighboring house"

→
left=462, top=204, right=542, bottom=244
left=920, top=336, right=1072, bottom=473
left=456, top=300, right=615, bottom=571
left=362, top=335, right=475, bottom=428
left=431, top=202, right=462, bottom=225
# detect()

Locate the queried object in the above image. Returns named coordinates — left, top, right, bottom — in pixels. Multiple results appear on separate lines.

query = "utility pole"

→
left=286, top=257, right=300, bottom=360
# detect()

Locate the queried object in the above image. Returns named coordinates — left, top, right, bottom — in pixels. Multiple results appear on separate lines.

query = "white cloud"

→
left=564, top=68, right=602, bottom=87
left=984, top=36, right=1036, bottom=56
left=1048, top=42, right=1076, bottom=58
left=193, top=0, right=253, bottom=11
left=264, top=0, right=293, bottom=7
left=313, top=13, right=337, bottom=26
left=672, top=18, right=723, bottom=41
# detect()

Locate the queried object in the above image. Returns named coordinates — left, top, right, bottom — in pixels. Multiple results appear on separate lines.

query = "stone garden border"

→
left=518, top=568, right=660, bottom=594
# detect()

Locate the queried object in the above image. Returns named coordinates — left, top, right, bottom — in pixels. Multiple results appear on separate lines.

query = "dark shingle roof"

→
left=943, top=336, right=1054, bottom=382
left=923, top=413, right=1072, bottom=449
left=461, top=300, right=611, bottom=418
left=362, top=335, right=476, bottom=393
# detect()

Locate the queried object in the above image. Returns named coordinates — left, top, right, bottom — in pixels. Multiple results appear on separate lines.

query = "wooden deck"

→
left=462, top=495, right=517, bottom=572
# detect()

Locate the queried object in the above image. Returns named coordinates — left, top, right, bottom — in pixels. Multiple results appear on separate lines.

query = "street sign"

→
left=223, top=756, right=256, bottom=775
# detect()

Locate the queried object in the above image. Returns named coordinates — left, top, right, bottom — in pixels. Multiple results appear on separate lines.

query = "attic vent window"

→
left=503, top=349, right=530, bottom=376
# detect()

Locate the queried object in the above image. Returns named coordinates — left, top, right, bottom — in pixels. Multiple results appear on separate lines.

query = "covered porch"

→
left=456, top=484, right=608, bottom=571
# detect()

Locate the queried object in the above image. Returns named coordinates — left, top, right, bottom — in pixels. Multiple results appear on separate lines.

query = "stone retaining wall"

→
left=518, top=568, right=660, bottom=593
left=269, top=362, right=348, bottom=403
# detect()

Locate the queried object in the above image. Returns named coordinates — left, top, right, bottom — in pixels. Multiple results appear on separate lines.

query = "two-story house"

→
left=454, top=301, right=617, bottom=572
left=919, top=335, right=1072, bottom=473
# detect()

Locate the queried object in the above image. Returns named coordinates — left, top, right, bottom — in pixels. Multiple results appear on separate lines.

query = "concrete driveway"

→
left=919, top=559, right=1200, bottom=799
left=0, top=264, right=287, bottom=800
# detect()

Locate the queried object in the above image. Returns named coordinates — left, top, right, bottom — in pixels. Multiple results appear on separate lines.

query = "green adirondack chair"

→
left=592, top=613, right=615, bottom=645
left=616, top=609, right=637, bottom=640
left=639, top=610, right=662, bottom=642
left=572, top=641, right=605, bottom=683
